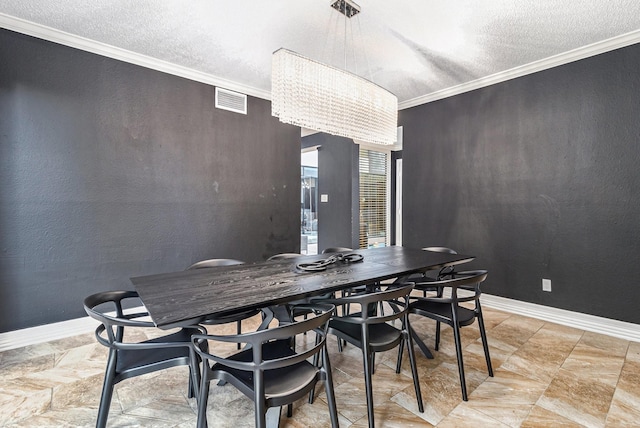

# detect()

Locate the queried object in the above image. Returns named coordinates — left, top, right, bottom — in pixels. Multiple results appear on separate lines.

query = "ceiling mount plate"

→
left=330, top=0, right=360, bottom=18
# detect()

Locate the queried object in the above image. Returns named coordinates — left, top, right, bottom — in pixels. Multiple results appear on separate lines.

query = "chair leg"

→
left=196, top=369, right=210, bottom=428
left=254, top=372, right=267, bottom=428
left=405, top=330, right=424, bottom=413
left=451, top=320, right=468, bottom=401
left=236, top=320, right=242, bottom=350
left=321, top=347, right=340, bottom=428
left=477, top=309, right=494, bottom=377
left=434, top=287, right=444, bottom=351
left=96, top=351, right=118, bottom=428
left=396, top=337, right=405, bottom=373
left=309, top=333, right=323, bottom=404
left=362, top=346, right=376, bottom=428
left=189, top=347, right=202, bottom=399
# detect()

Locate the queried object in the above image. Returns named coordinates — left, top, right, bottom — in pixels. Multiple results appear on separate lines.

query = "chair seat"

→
left=409, top=300, right=476, bottom=326
left=115, top=328, right=194, bottom=375
left=328, top=317, right=402, bottom=351
left=211, top=339, right=318, bottom=399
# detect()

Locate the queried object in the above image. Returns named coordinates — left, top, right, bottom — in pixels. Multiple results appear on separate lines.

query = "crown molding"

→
left=0, top=13, right=271, bottom=101
left=3, top=14, right=640, bottom=125
left=399, top=29, right=640, bottom=110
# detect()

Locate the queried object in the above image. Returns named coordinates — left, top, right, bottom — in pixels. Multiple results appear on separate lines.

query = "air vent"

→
left=215, top=87, right=247, bottom=115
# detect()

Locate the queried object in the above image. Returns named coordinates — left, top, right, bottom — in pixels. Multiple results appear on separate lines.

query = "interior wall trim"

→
left=0, top=316, right=99, bottom=352
left=0, top=13, right=271, bottom=101
left=2, top=13, right=639, bottom=110
left=480, top=294, right=640, bottom=343
left=0, top=306, right=144, bottom=352
left=399, top=29, right=640, bottom=109
left=1, top=296, right=638, bottom=352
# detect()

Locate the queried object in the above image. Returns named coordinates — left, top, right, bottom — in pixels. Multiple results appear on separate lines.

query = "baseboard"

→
left=1, top=297, right=638, bottom=352
left=0, top=316, right=100, bottom=352
left=480, top=294, right=640, bottom=343
left=0, top=306, right=146, bottom=352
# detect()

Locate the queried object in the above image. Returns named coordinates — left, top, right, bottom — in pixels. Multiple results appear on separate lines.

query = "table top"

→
left=131, top=246, right=474, bottom=329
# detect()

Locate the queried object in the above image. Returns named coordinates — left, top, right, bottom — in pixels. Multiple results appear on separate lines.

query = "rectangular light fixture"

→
left=271, top=48, right=398, bottom=145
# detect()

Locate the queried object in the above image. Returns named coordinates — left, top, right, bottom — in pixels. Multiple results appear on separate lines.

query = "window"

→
left=359, top=148, right=389, bottom=248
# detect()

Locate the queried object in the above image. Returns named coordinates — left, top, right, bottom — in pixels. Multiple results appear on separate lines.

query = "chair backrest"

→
left=422, top=247, right=458, bottom=278
left=85, top=289, right=206, bottom=348
left=322, top=247, right=353, bottom=254
left=324, top=284, right=414, bottom=326
left=187, top=258, right=244, bottom=270
left=421, top=247, right=457, bottom=254
left=267, top=253, right=302, bottom=261
left=84, top=290, right=157, bottom=346
left=412, top=270, right=488, bottom=305
left=192, top=303, right=334, bottom=372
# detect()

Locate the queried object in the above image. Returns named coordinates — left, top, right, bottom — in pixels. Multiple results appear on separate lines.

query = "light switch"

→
left=321, top=194, right=329, bottom=202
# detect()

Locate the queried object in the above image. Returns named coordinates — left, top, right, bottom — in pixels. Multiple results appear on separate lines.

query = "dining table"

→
left=131, top=245, right=474, bottom=330
left=130, top=245, right=473, bottom=426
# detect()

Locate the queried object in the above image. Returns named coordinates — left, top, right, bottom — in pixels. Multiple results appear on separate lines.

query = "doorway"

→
left=301, top=149, right=318, bottom=255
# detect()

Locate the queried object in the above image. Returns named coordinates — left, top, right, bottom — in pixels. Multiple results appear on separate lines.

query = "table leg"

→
left=409, top=324, right=434, bottom=359
left=257, top=307, right=275, bottom=330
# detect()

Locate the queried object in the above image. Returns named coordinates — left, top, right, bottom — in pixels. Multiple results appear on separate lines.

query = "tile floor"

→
left=1, top=306, right=639, bottom=427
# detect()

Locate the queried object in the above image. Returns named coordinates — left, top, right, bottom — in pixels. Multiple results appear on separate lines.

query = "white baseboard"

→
left=480, top=294, right=640, bottom=343
left=1, top=297, right=638, bottom=352
left=0, top=316, right=100, bottom=352
left=0, top=306, right=146, bottom=352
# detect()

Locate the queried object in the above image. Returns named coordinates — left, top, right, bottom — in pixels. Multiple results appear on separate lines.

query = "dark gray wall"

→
left=400, top=44, right=640, bottom=324
left=0, top=30, right=301, bottom=332
left=302, top=133, right=360, bottom=252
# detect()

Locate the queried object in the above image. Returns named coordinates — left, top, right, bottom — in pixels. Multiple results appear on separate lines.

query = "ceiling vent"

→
left=215, top=87, right=247, bottom=115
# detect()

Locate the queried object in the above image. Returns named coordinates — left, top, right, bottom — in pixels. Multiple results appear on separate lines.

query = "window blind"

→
left=359, top=148, right=388, bottom=249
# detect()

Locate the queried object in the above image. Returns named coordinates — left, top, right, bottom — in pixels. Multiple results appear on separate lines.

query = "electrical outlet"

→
left=542, top=278, right=552, bottom=292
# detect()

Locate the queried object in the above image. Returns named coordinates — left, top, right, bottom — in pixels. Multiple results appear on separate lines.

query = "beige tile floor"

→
left=1, top=306, right=639, bottom=427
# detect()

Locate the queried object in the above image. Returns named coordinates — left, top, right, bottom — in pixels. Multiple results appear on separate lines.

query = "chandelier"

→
left=271, top=1, right=398, bottom=146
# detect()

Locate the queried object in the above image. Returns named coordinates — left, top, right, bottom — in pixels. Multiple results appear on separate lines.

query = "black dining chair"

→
left=321, top=246, right=354, bottom=254
left=267, top=252, right=318, bottom=340
left=421, top=246, right=460, bottom=281
left=192, top=303, right=339, bottom=428
left=315, top=284, right=423, bottom=428
left=321, top=247, right=386, bottom=321
left=84, top=290, right=206, bottom=428
left=266, top=252, right=302, bottom=261
left=394, top=246, right=459, bottom=291
left=402, top=270, right=493, bottom=401
left=393, top=246, right=461, bottom=359
left=187, top=258, right=261, bottom=349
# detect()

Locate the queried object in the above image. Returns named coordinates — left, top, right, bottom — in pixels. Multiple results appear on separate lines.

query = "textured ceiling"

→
left=1, top=0, right=640, bottom=106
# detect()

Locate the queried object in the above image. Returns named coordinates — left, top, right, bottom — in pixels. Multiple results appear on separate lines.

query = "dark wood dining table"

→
left=130, top=246, right=473, bottom=426
left=131, top=246, right=474, bottom=329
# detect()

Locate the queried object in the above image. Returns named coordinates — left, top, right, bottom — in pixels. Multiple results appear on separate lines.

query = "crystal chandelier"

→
left=271, top=1, right=398, bottom=146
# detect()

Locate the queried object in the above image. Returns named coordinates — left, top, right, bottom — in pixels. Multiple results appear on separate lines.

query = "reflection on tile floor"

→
left=1, top=307, right=639, bottom=427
